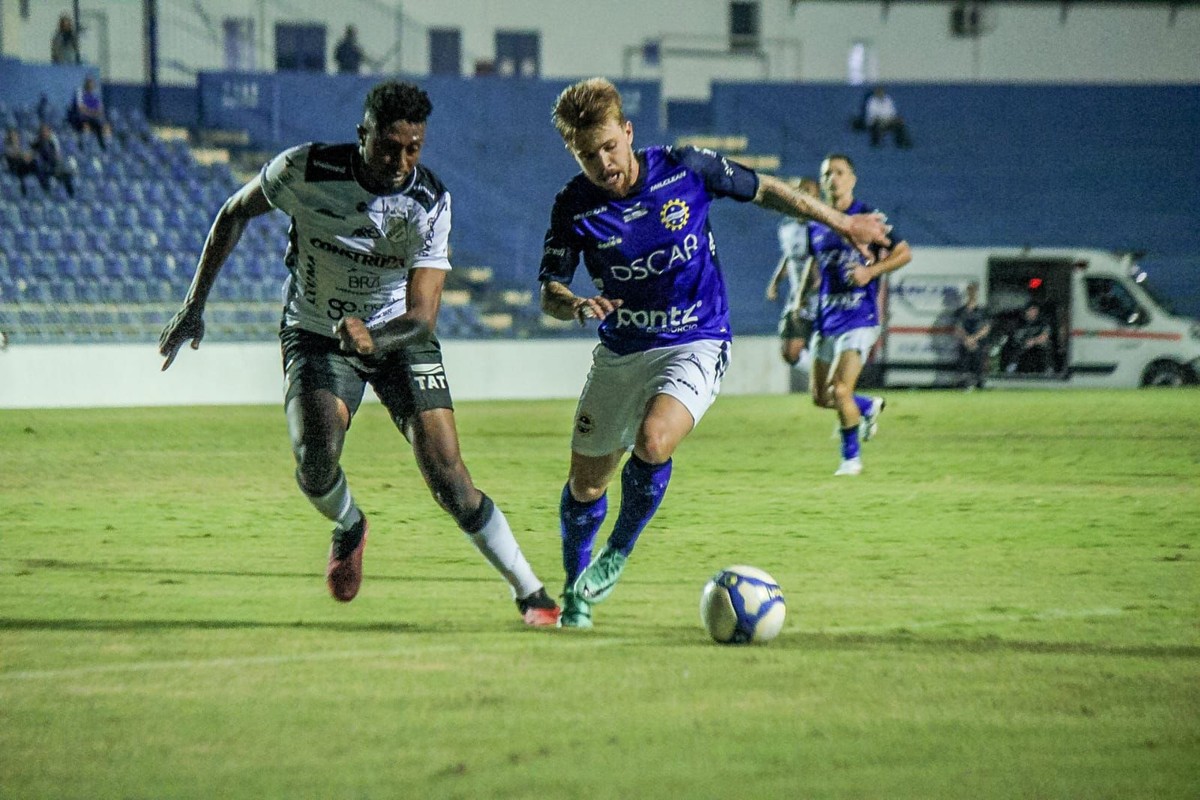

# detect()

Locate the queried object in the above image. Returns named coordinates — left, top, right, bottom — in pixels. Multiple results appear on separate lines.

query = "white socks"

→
left=465, top=503, right=542, bottom=599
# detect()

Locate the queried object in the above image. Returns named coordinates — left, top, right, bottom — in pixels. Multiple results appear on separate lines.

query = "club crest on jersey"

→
left=660, top=199, right=690, bottom=232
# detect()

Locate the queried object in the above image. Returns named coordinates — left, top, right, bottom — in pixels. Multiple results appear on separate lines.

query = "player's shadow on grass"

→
left=0, top=617, right=431, bottom=634
left=614, top=621, right=1200, bottom=660
left=16, top=558, right=492, bottom=585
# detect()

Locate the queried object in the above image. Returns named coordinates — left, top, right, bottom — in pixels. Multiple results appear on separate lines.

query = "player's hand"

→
left=765, top=284, right=778, bottom=302
left=850, top=264, right=875, bottom=287
left=159, top=304, right=206, bottom=371
left=335, top=317, right=376, bottom=356
left=571, top=295, right=623, bottom=325
left=844, top=212, right=892, bottom=260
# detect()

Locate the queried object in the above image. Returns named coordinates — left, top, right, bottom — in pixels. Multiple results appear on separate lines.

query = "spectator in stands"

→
left=334, top=25, right=366, bottom=75
left=864, top=86, right=912, bottom=149
left=4, top=128, right=41, bottom=197
left=67, top=76, right=110, bottom=150
left=1003, top=302, right=1052, bottom=374
left=953, top=281, right=992, bottom=389
left=31, top=122, right=76, bottom=198
left=51, top=13, right=80, bottom=65
left=157, top=79, right=561, bottom=626
left=537, top=78, right=892, bottom=628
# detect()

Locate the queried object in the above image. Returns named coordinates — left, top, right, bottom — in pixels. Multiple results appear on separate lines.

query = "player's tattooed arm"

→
left=754, top=174, right=891, bottom=259
left=336, top=267, right=444, bottom=356
left=540, top=280, right=623, bottom=325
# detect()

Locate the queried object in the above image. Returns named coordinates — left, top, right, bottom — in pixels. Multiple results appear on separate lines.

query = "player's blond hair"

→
left=552, top=77, right=626, bottom=145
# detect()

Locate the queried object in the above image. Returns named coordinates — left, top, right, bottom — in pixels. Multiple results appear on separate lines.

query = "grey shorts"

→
left=280, top=326, right=453, bottom=432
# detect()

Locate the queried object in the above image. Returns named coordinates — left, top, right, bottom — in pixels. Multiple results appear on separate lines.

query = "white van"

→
left=881, top=248, right=1200, bottom=388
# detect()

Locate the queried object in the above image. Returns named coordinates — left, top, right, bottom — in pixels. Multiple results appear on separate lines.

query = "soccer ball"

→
left=699, top=565, right=786, bottom=645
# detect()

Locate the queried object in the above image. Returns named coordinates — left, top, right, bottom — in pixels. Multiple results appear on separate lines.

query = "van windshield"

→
left=1132, top=271, right=1180, bottom=316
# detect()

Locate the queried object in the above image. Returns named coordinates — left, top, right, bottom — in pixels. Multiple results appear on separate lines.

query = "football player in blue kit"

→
left=538, top=78, right=893, bottom=628
left=159, top=81, right=560, bottom=626
left=807, top=153, right=911, bottom=476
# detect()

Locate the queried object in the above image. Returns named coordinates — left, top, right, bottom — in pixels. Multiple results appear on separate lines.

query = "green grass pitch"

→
left=1, top=389, right=1197, bottom=799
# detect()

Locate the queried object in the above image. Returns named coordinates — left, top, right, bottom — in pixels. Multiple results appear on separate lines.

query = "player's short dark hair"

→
left=363, top=81, right=433, bottom=129
left=823, top=152, right=855, bottom=173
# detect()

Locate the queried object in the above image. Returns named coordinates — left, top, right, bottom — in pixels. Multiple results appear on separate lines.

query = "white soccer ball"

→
left=699, top=565, right=786, bottom=645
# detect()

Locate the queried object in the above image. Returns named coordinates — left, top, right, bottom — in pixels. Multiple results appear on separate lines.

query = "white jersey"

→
left=776, top=219, right=813, bottom=315
left=260, top=142, right=452, bottom=338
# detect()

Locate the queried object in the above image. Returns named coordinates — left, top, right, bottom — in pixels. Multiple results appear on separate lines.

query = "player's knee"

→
left=426, top=464, right=476, bottom=520
left=831, top=381, right=854, bottom=405
left=635, top=431, right=677, bottom=465
left=569, top=481, right=607, bottom=504
left=293, top=440, right=341, bottom=493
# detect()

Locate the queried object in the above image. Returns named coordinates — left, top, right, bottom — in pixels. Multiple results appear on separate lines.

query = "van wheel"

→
left=1141, top=360, right=1187, bottom=387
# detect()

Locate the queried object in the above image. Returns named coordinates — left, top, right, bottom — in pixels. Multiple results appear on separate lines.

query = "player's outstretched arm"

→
left=159, top=177, right=273, bottom=370
left=753, top=174, right=891, bottom=258
left=335, top=267, right=445, bottom=357
left=539, top=280, right=623, bottom=325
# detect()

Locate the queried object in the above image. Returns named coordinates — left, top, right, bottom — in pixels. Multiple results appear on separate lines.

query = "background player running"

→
left=538, top=78, right=892, bottom=628
left=159, top=80, right=560, bottom=626
left=806, top=153, right=911, bottom=476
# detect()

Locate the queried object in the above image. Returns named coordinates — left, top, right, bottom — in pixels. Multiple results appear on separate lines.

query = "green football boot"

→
left=572, top=545, right=628, bottom=604
left=559, top=587, right=593, bottom=629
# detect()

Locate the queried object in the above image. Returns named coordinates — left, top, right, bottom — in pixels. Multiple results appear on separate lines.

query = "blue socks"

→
left=853, top=394, right=874, bottom=418
left=840, top=426, right=861, bottom=460
left=609, top=454, right=672, bottom=556
left=559, top=484, right=607, bottom=585
left=559, top=454, right=674, bottom=585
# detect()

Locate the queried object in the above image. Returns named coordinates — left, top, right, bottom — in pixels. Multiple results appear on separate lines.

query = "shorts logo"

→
left=660, top=199, right=690, bottom=232
left=575, top=413, right=594, bottom=435
left=412, top=363, right=448, bottom=391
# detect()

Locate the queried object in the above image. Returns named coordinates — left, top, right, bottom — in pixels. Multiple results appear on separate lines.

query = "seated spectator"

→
left=1003, top=302, right=1052, bottom=374
left=334, top=25, right=366, bottom=75
left=32, top=123, right=76, bottom=198
left=51, top=13, right=80, bottom=65
left=864, top=86, right=912, bottom=149
left=4, top=128, right=41, bottom=197
left=66, top=76, right=110, bottom=150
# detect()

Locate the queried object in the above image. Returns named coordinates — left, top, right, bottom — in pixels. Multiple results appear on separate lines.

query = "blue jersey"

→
left=809, top=199, right=903, bottom=337
left=539, top=146, right=759, bottom=355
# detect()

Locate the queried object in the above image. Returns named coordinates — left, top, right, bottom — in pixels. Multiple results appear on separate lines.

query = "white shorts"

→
left=571, top=340, right=731, bottom=457
left=812, top=326, right=881, bottom=365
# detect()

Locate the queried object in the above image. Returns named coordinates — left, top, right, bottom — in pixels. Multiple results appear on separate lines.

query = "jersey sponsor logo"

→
left=572, top=206, right=608, bottom=222
left=311, top=159, right=349, bottom=174
left=597, top=236, right=623, bottom=250
left=614, top=300, right=703, bottom=332
left=820, top=293, right=865, bottom=312
left=660, top=199, right=690, bottom=232
left=346, top=274, right=380, bottom=290
left=622, top=204, right=648, bottom=223
left=350, top=225, right=381, bottom=239
left=647, top=171, right=685, bottom=192
left=310, top=237, right=406, bottom=268
left=609, top=233, right=699, bottom=282
left=411, top=363, right=448, bottom=391
left=544, top=245, right=568, bottom=258
left=325, top=296, right=388, bottom=321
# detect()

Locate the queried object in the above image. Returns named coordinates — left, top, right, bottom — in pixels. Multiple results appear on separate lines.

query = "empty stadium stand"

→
left=2, top=70, right=1197, bottom=347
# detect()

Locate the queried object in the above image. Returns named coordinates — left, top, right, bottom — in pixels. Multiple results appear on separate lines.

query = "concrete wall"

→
left=2, top=1, right=1196, bottom=90
left=0, top=335, right=790, bottom=410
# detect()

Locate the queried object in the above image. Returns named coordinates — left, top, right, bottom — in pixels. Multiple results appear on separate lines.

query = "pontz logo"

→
left=660, top=199, right=690, bottom=232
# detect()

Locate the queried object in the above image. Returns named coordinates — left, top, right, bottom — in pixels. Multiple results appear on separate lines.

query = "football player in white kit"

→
left=765, top=176, right=820, bottom=369
left=159, top=81, right=560, bottom=626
